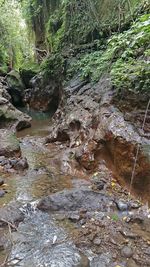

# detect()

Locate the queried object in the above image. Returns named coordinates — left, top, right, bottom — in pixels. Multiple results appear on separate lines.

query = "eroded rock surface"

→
left=0, top=77, right=31, bottom=130
left=23, top=73, right=60, bottom=112
left=0, top=129, right=21, bottom=157
left=46, top=76, right=150, bottom=200
left=38, top=187, right=114, bottom=212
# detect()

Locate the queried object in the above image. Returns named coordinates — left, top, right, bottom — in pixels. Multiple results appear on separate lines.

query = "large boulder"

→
left=6, top=70, right=25, bottom=107
left=23, top=73, right=60, bottom=112
left=38, top=188, right=112, bottom=212
left=46, top=75, right=150, bottom=201
left=0, top=129, right=21, bottom=157
left=0, top=77, right=31, bottom=130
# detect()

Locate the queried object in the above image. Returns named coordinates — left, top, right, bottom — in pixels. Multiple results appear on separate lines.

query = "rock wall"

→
left=0, top=77, right=31, bottom=131
left=46, top=75, right=150, bottom=200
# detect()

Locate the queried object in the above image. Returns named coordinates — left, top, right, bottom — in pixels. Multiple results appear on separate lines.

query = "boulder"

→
left=24, top=73, right=60, bottom=112
left=0, top=202, right=24, bottom=227
left=0, top=129, right=21, bottom=157
left=38, top=187, right=113, bottom=212
left=6, top=70, right=25, bottom=106
left=0, top=77, right=31, bottom=130
left=46, top=75, right=150, bottom=201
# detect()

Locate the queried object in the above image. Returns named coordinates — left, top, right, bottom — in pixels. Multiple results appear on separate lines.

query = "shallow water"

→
left=0, top=111, right=91, bottom=266
left=17, top=108, right=52, bottom=138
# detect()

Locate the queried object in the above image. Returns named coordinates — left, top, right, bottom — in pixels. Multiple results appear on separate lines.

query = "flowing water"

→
left=0, top=110, right=150, bottom=267
left=0, top=111, right=90, bottom=266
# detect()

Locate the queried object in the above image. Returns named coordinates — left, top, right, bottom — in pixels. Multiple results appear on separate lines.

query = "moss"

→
left=41, top=53, right=65, bottom=81
left=66, top=13, right=150, bottom=94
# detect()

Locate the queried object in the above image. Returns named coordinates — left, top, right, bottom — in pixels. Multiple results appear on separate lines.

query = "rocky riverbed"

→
left=0, top=74, right=150, bottom=267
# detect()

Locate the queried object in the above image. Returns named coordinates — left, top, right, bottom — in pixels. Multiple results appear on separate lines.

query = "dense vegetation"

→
left=0, top=0, right=149, bottom=95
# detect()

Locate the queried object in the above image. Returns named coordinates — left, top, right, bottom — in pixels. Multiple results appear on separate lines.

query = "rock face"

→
left=23, top=73, right=60, bottom=112
left=6, top=70, right=25, bottom=107
left=0, top=76, right=31, bottom=130
left=0, top=202, right=24, bottom=227
left=38, top=188, right=113, bottom=212
left=46, top=75, right=150, bottom=200
left=0, top=129, right=21, bottom=157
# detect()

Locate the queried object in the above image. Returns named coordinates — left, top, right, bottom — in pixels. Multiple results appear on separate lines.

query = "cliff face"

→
left=23, top=0, right=146, bottom=53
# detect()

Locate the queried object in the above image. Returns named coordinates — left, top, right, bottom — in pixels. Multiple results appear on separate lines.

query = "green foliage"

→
left=67, top=13, right=150, bottom=94
left=0, top=0, right=34, bottom=70
left=41, top=53, right=65, bottom=81
left=111, top=59, right=150, bottom=93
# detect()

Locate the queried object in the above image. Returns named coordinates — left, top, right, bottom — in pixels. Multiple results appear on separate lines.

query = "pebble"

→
left=0, top=178, right=4, bottom=186
left=129, top=201, right=140, bottom=209
left=68, top=213, right=80, bottom=222
left=14, top=158, right=28, bottom=170
left=116, top=200, right=128, bottom=211
left=121, top=246, right=133, bottom=258
left=0, top=156, right=5, bottom=163
left=93, top=237, right=101, bottom=245
left=0, top=189, right=5, bottom=197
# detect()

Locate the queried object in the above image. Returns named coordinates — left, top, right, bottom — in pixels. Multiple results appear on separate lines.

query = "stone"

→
left=45, top=74, right=150, bottom=202
left=0, top=189, right=5, bottom=197
left=14, top=158, right=28, bottom=171
left=0, top=129, right=21, bottom=157
left=0, top=178, right=4, bottom=186
left=68, top=213, right=80, bottom=222
left=0, top=78, right=31, bottom=130
left=25, top=73, right=60, bottom=112
left=90, top=253, right=112, bottom=267
left=9, top=158, right=18, bottom=167
left=93, top=237, right=101, bottom=245
left=116, top=200, right=128, bottom=212
left=0, top=156, right=5, bottom=163
left=121, top=246, right=133, bottom=258
left=6, top=70, right=25, bottom=106
left=38, top=188, right=112, bottom=212
left=0, top=202, right=24, bottom=226
left=129, top=201, right=141, bottom=209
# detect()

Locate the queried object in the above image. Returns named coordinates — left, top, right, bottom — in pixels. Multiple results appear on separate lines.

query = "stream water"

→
left=0, top=111, right=90, bottom=266
left=0, top=111, right=150, bottom=267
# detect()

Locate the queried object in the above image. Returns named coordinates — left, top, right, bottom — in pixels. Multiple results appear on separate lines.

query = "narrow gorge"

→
left=0, top=1, right=150, bottom=266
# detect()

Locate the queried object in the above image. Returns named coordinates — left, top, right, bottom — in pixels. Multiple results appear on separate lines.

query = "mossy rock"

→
left=7, top=70, right=25, bottom=91
left=0, top=129, right=20, bottom=157
left=20, top=68, right=38, bottom=88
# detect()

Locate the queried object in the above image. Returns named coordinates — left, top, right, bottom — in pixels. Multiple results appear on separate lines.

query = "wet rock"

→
left=93, top=237, right=101, bottom=245
left=121, top=246, right=133, bottom=258
left=0, top=129, right=21, bottom=157
left=46, top=74, right=150, bottom=201
left=16, top=120, right=31, bottom=131
left=126, top=214, right=144, bottom=224
left=9, top=158, right=18, bottom=167
left=90, top=253, right=112, bottom=267
left=0, top=236, right=8, bottom=251
left=6, top=70, right=25, bottom=106
left=0, top=202, right=24, bottom=227
left=68, top=212, right=80, bottom=222
left=0, top=189, right=5, bottom=197
left=9, top=211, right=85, bottom=267
left=0, top=76, right=31, bottom=130
left=0, top=156, right=5, bottom=163
left=26, top=73, right=60, bottom=112
left=145, top=247, right=150, bottom=256
left=4, top=163, right=12, bottom=170
left=116, top=200, right=128, bottom=212
left=129, top=201, right=141, bottom=210
left=0, top=159, right=8, bottom=166
left=38, top=188, right=112, bottom=212
left=0, top=178, right=4, bottom=186
left=14, top=157, right=28, bottom=171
